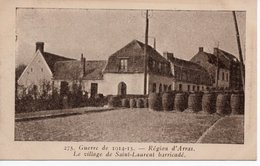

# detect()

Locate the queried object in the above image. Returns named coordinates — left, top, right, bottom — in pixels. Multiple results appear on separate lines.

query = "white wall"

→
left=100, top=73, right=145, bottom=95
left=174, top=81, right=210, bottom=92
left=214, top=68, right=230, bottom=88
left=148, top=74, right=173, bottom=93
left=17, top=50, right=53, bottom=90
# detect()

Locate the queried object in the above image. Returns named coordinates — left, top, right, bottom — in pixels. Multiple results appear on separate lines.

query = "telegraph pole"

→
left=216, top=42, right=219, bottom=88
left=143, top=10, right=149, bottom=95
left=232, top=11, right=245, bottom=91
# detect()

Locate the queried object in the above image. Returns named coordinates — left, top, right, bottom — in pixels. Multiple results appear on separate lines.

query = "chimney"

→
left=81, top=54, right=86, bottom=76
left=36, top=42, right=44, bottom=53
left=81, top=53, right=84, bottom=61
left=213, top=47, right=218, bottom=55
left=199, top=47, right=203, bottom=52
left=163, top=51, right=174, bottom=60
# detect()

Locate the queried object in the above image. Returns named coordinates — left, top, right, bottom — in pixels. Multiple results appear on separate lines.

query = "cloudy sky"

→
left=16, top=8, right=246, bottom=66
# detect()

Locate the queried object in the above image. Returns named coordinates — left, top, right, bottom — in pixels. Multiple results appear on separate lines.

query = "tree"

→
left=15, top=64, right=26, bottom=97
left=15, top=64, right=26, bottom=81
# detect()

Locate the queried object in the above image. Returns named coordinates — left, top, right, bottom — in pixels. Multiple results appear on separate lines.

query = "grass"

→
left=15, top=108, right=222, bottom=143
left=197, top=115, right=244, bottom=144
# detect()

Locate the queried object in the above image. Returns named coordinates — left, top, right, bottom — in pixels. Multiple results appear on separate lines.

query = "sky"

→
left=16, top=8, right=246, bottom=66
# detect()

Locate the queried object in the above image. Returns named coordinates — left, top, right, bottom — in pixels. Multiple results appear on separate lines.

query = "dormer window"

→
left=120, top=59, right=128, bottom=72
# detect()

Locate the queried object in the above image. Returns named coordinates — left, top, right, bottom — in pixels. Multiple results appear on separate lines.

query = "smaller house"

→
left=164, top=52, right=212, bottom=91
left=53, top=55, right=107, bottom=97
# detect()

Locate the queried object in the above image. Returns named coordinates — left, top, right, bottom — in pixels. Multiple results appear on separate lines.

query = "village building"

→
left=102, top=40, right=173, bottom=95
left=18, top=40, right=218, bottom=98
left=190, top=47, right=243, bottom=90
left=17, top=42, right=75, bottom=96
left=51, top=39, right=173, bottom=96
left=163, top=52, right=212, bottom=92
left=53, top=56, right=107, bottom=97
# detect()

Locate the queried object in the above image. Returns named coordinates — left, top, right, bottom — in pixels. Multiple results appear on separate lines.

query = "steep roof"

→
left=104, top=40, right=169, bottom=73
left=42, top=52, right=75, bottom=72
left=192, top=51, right=228, bottom=69
left=83, top=60, right=107, bottom=80
left=169, top=56, right=208, bottom=72
left=217, top=49, right=240, bottom=62
left=168, top=56, right=212, bottom=85
left=53, top=60, right=107, bottom=80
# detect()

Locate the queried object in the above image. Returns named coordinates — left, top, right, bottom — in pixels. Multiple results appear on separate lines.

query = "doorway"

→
left=60, top=81, right=69, bottom=96
left=118, top=82, right=127, bottom=96
left=90, top=83, right=98, bottom=97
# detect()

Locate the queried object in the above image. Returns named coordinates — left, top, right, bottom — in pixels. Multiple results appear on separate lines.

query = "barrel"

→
left=148, top=93, right=162, bottom=111
left=216, top=94, right=231, bottom=115
left=197, top=92, right=203, bottom=111
left=202, top=92, right=216, bottom=114
left=136, top=98, right=144, bottom=108
left=162, top=92, right=175, bottom=111
left=231, top=93, right=244, bottom=115
left=174, top=93, right=187, bottom=112
left=143, top=98, right=149, bottom=108
left=188, top=93, right=201, bottom=112
left=121, top=98, right=130, bottom=108
left=108, top=96, right=121, bottom=107
left=129, top=98, right=136, bottom=108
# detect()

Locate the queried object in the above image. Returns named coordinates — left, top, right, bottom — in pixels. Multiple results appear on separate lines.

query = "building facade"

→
left=17, top=42, right=74, bottom=96
left=103, top=40, right=173, bottom=95
left=19, top=40, right=228, bottom=98
left=164, top=52, right=212, bottom=91
left=190, top=47, right=232, bottom=89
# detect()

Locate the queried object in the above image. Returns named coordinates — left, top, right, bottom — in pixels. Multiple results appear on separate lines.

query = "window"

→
left=168, top=85, right=172, bottom=91
left=193, top=85, right=195, bottom=91
left=164, top=85, right=167, bottom=92
left=120, top=59, right=128, bottom=71
left=152, top=83, right=156, bottom=93
left=41, top=68, right=43, bottom=72
left=187, top=85, right=190, bottom=91
left=202, top=86, right=204, bottom=90
left=222, top=72, right=224, bottom=80
left=197, top=86, right=200, bottom=91
left=179, top=84, right=182, bottom=91
left=164, top=63, right=167, bottom=73
left=152, top=60, right=156, bottom=69
left=158, top=63, right=162, bottom=72
left=226, top=73, right=229, bottom=81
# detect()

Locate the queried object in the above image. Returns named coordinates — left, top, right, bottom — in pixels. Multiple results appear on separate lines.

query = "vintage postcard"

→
left=0, top=0, right=257, bottom=160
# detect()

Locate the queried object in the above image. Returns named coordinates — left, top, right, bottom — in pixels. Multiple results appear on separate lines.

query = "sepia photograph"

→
left=14, top=8, right=246, bottom=144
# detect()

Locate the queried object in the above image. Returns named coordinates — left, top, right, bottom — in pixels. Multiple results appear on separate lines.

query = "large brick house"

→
left=191, top=47, right=243, bottom=90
